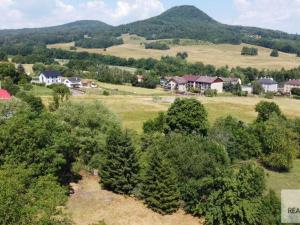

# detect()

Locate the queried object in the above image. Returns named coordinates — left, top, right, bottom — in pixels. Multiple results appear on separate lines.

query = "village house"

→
left=165, top=75, right=224, bottom=93
left=221, top=77, right=242, bottom=85
left=39, top=71, right=60, bottom=86
left=242, top=85, right=253, bottom=94
left=284, top=79, right=300, bottom=94
left=64, top=77, right=82, bottom=88
left=258, top=77, right=278, bottom=93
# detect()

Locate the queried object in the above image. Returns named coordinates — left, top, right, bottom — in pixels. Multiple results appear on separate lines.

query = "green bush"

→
left=264, top=92, right=274, bottom=99
left=241, top=46, right=258, bottom=56
left=102, top=90, right=110, bottom=96
left=270, top=49, right=279, bottom=57
left=145, top=42, right=170, bottom=50
left=204, top=89, right=217, bottom=97
left=291, top=88, right=300, bottom=96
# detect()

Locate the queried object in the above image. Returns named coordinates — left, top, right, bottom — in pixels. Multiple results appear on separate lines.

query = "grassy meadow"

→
left=47, top=34, right=300, bottom=70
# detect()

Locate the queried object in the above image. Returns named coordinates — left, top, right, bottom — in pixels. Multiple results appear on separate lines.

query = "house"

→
left=64, top=77, right=82, bottom=88
left=195, top=76, right=223, bottom=93
left=0, top=89, right=12, bottom=100
left=39, top=71, right=61, bottom=86
left=136, top=75, right=144, bottom=83
left=242, top=85, right=253, bottom=94
left=166, top=77, right=187, bottom=92
left=165, top=75, right=224, bottom=93
left=221, top=77, right=242, bottom=85
left=284, top=79, right=300, bottom=94
left=258, top=78, right=278, bottom=93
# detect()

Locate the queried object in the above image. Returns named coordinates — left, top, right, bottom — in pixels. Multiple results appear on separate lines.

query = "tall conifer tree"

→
left=141, top=149, right=180, bottom=214
left=101, top=127, right=140, bottom=194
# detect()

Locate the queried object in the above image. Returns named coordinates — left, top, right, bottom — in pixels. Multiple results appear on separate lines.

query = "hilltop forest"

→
left=0, top=6, right=300, bottom=54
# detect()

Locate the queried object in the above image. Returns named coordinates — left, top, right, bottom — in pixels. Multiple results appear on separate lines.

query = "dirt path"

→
left=67, top=172, right=203, bottom=225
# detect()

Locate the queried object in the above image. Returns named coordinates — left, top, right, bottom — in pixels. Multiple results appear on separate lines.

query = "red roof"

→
left=285, top=79, right=300, bottom=86
left=182, top=75, right=201, bottom=82
left=0, top=89, right=12, bottom=100
left=196, top=76, right=222, bottom=84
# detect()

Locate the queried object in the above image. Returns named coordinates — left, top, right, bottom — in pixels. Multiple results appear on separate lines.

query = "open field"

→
left=68, top=95, right=300, bottom=133
left=67, top=171, right=203, bottom=225
left=266, top=159, right=300, bottom=196
left=48, top=34, right=300, bottom=70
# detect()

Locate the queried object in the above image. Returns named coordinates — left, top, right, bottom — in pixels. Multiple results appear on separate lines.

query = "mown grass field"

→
left=47, top=34, right=300, bottom=70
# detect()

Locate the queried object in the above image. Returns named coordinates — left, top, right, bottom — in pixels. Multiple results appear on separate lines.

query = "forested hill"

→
left=1, top=5, right=300, bottom=53
left=0, top=20, right=113, bottom=45
left=116, top=5, right=300, bottom=53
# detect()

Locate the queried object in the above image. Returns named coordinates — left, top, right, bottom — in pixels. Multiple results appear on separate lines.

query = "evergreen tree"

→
left=270, top=49, right=279, bottom=57
left=101, top=127, right=140, bottom=195
left=141, top=149, right=180, bottom=215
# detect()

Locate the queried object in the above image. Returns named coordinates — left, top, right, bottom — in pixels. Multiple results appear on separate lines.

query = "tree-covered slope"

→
left=0, top=20, right=113, bottom=45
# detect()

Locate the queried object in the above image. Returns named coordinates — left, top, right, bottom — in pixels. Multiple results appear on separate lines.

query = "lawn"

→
left=68, top=95, right=300, bottom=133
left=47, top=34, right=300, bottom=70
left=29, top=85, right=53, bottom=96
left=67, top=171, right=203, bottom=225
left=265, top=159, right=300, bottom=196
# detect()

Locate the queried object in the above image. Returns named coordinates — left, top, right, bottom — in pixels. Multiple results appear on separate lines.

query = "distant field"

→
left=68, top=95, right=300, bottom=133
left=48, top=34, right=300, bottom=70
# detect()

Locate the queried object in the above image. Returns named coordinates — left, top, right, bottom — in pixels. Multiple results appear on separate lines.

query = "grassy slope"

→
left=48, top=34, right=300, bottom=70
left=265, top=159, right=300, bottom=196
left=68, top=172, right=202, bottom=225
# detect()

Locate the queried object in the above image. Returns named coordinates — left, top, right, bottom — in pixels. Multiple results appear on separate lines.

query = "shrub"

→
left=204, top=89, right=217, bottom=97
left=270, top=49, right=279, bottom=57
left=264, top=92, right=274, bottom=99
left=241, top=46, right=258, bottom=56
left=102, top=90, right=110, bottom=96
left=291, top=88, right=300, bottom=96
left=145, top=42, right=170, bottom=50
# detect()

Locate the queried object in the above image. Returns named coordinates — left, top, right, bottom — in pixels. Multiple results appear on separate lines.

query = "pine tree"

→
left=100, top=127, right=140, bottom=195
left=141, top=149, right=180, bottom=215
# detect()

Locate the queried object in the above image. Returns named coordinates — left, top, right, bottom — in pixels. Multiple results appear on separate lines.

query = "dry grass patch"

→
left=67, top=172, right=203, bottom=225
left=48, top=35, right=300, bottom=70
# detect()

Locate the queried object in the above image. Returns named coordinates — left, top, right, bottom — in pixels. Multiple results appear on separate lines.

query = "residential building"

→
left=284, top=79, right=300, bottom=93
left=166, top=77, right=187, bottom=92
left=258, top=78, right=278, bottom=93
left=221, top=77, right=242, bottom=85
left=39, top=71, right=60, bottom=86
left=165, top=75, right=224, bottom=93
left=64, top=77, right=82, bottom=88
left=242, top=85, right=253, bottom=94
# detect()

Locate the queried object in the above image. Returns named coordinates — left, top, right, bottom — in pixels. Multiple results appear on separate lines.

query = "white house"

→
left=242, top=85, right=253, bottom=94
left=39, top=71, right=60, bottom=86
left=166, top=77, right=187, bottom=93
left=284, top=79, right=300, bottom=94
left=64, top=77, right=82, bottom=88
left=258, top=78, right=278, bottom=93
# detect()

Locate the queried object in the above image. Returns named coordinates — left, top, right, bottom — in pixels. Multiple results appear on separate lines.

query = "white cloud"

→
left=233, top=0, right=300, bottom=33
left=0, top=0, right=165, bottom=29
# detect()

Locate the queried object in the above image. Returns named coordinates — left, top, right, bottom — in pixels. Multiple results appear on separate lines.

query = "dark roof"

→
left=285, top=79, right=300, bottom=86
left=41, top=71, right=60, bottom=78
left=170, top=77, right=187, bottom=84
left=258, top=78, right=277, bottom=85
left=221, top=77, right=240, bottom=83
left=67, top=77, right=81, bottom=83
left=196, top=76, right=222, bottom=84
left=182, top=75, right=201, bottom=82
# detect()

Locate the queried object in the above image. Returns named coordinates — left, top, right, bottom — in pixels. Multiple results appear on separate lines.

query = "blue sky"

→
left=1, top=0, right=300, bottom=34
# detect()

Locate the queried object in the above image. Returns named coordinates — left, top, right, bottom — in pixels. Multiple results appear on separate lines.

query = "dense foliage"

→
left=145, top=42, right=170, bottom=50
left=241, top=46, right=258, bottom=56
left=75, top=36, right=123, bottom=48
left=270, top=49, right=279, bottom=57
left=101, top=127, right=140, bottom=195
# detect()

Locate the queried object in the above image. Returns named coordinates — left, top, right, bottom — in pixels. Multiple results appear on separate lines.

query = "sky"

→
left=1, top=0, right=300, bottom=34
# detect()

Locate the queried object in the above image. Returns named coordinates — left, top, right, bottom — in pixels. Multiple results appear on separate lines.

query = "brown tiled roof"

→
left=182, top=75, right=201, bottom=82
left=196, top=76, right=220, bottom=84
left=221, top=77, right=240, bottom=82
left=170, top=76, right=187, bottom=84
left=285, top=79, right=300, bottom=86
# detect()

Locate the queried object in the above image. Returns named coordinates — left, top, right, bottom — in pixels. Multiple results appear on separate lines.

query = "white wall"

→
left=284, top=84, right=300, bottom=93
left=211, top=82, right=223, bottom=93
left=262, top=84, right=278, bottom=92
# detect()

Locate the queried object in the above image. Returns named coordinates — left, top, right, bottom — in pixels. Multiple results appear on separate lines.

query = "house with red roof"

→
left=284, top=79, right=300, bottom=94
left=0, top=89, right=12, bottom=100
left=165, top=75, right=224, bottom=93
